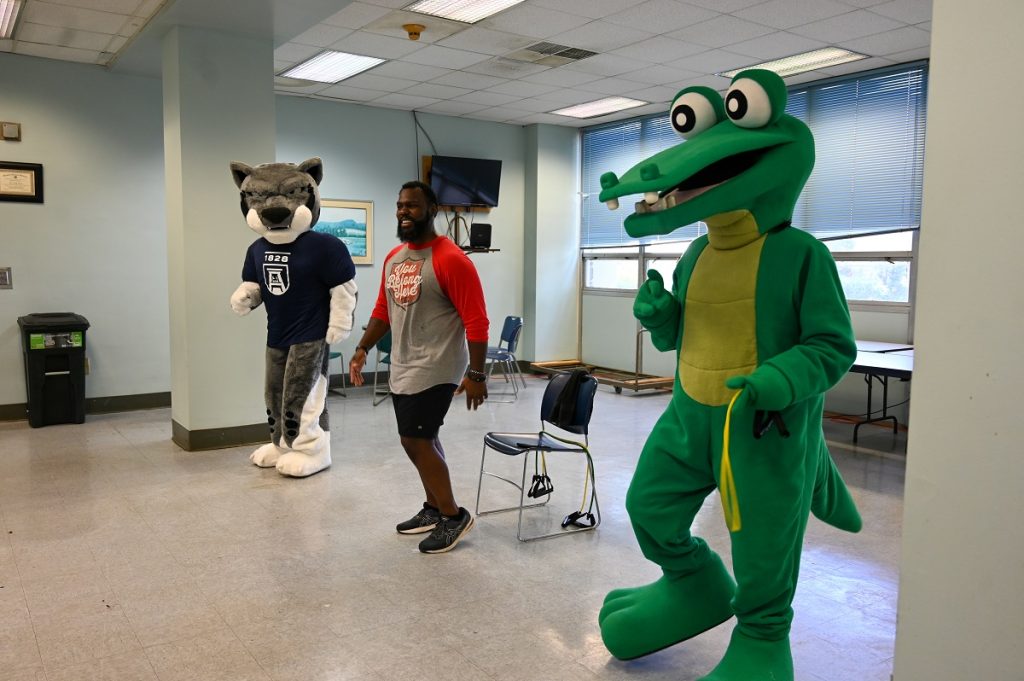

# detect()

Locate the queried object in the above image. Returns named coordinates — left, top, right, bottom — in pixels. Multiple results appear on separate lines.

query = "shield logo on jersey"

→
left=263, top=263, right=290, bottom=295
left=386, top=258, right=424, bottom=309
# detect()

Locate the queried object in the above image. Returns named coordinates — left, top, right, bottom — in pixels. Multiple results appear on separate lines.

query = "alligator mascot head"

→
left=599, top=69, right=813, bottom=237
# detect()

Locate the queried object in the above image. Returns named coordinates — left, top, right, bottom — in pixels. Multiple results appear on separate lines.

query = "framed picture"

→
left=0, top=161, right=43, bottom=203
left=315, top=199, right=373, bottom=265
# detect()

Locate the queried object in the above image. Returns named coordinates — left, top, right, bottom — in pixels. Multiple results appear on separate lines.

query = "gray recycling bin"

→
left=17, top=313, right=90, bottom=428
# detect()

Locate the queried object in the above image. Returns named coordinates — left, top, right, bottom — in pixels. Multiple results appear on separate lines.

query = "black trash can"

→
left=17, top=313, right=90, bottom=428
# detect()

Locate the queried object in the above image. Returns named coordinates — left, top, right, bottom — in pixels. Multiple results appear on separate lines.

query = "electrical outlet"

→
left=0, top=267, right=11, bottom=289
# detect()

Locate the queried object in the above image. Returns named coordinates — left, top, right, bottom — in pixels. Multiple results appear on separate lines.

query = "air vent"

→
left=505, top=42, right=597, bottom=64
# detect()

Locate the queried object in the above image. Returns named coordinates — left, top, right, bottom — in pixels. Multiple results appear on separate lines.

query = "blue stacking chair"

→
left=486, top=316, right=526, bottom=402
left=372, top=330, right=392, bottom=406
left=474, top=371, right=600, bottom=542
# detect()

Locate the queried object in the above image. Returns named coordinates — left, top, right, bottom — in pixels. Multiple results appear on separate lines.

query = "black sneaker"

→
left=396, top=503, right=441, bottom=535
left=418, top=507, right=474, bottom=554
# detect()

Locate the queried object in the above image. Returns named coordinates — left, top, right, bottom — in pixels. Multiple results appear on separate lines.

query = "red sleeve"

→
left=371, top=244, right=405, bottom=324
left=433, top=240, right=489, bottom=343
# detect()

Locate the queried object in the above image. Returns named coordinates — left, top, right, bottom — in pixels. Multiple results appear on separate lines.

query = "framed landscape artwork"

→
left=315, top=199, right=373, bottom=265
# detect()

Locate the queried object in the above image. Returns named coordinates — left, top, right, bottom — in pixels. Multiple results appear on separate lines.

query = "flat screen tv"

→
left=429, top=155, right=502, bottom=208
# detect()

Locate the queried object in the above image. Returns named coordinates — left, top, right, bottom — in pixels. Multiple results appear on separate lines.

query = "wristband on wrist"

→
left=356, top=345, right=370, bottom=355
left=466, top=368, right=487, bottom=383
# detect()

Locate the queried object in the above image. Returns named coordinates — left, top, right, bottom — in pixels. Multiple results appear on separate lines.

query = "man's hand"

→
left=634, top=270, right=675, bottom=323
left=455, top=377, right=487, bottom=410
left=349, top=347, right=368, bottom=387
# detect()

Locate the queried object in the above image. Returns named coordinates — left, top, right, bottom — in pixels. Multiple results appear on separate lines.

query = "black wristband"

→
left=466, top=368, right=487, bottom=383
left=356, top=345, right=370, bottom=355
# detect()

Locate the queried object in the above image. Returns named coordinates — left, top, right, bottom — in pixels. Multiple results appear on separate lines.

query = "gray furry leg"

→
left=250, top=345, right=289, bottom=468
left=275, top=339, right=332, bottom=477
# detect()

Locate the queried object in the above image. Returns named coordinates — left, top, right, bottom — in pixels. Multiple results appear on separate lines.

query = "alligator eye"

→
left=725, top=77, right=774, bottom=128
left=669, top=87, right=724, bottom=139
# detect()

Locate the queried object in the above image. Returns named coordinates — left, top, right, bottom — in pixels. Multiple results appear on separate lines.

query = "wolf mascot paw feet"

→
left=599, top=553, right=736, bottom=660
left=697, top=628, right=793, bottom=681
left=276, top=440, right=331, bottom=478
left=250, top=442, right=285, bottom=468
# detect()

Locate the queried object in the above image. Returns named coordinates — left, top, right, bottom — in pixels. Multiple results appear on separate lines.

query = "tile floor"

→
left=0, top=376, right=906, bottom=681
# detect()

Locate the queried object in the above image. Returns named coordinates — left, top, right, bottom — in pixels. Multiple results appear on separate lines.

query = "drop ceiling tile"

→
left=916, top=21, right=931, bottom=31
left=316, top=83, right=388, bottom=102
left=611, top=35, right=707, bottom=63
left=362, top=10, right=466, bottom=43
left=548, top=21, right=654, bottom=52
left=868, top=0, right=932, bottom=24
left=436, top=27, right=535, bottom=56
left=839, top=25, right=930, bottom=56
left=322, top=2, right=393, bottom=30
left=520, top=68, right=604, bottom=87
left=404, top=82, right=472, bottom=99
left=372, top=93, right=443, bottom=108
left=135, top=0, right=162, bottom=15
left=359, top=0, right=409, bottom=7
left=533, top=88, right=615, bottom=105
left=343, top=72, right=419, bottom=92
left=619, top=64, right=702, bottom=87
left=725, top=31, right=828, bottom=61
left=18, top=22, right=113, bottom=51
left=465, top=58, right=550, bottom=78
left=117, top=15, right=145, bottom=37
left=421, top=100, right=491, bottom=115
left=404, top=44, right=492, bottom=69
left=373, top=60, right=451, bottom=81
left=0, top=38, right=12, bottom=52
left=686, top=0, right=766, bottom=8
left=479, top=5, right=592, bottom=39
left=15, top=41, right=99, bottom=63
left=292, top=24, right=354, bottom=48
left=669, top=15, right=774, bottom=48
left=332, top=30, right=425, bottom=59
left=577, top=77, right=641, bottom=96
left=274, top=81, right=332, bottom=95
left=789, top=9, right=903, bottom=42
left=22, top=2, right=128, bottom=34
left=105, top=34, right=127, bottom=53
left=485, top=80, right=559, bottom=97
left=532, top=0, right=647, bottom=19
left=468, top=106, right=533, bottom=122
left=274, top=42, right=322, bottom=64
left=509, top=112, right=572, bottom=125
left=735, top=0, right=853, bottom=30
left=44, top=0, right=140, bottom=13
left=605, top=0, right=718, bottom=34
left=883, top=45, right=929, bottom=62
left=667, top=49, right=754, bottom=75
left=430, top=71, right=507, bottom=89
left=814, top=55, right=893, bottom=76
left=836, top=0, right=893, bottom=6
left=561, top=53, right=649, bottom=77
left=500, top=97, right=569, bottom=113
left=453, top=91, right=522, bottom=107
left=626, top=84, right=681, bottom=104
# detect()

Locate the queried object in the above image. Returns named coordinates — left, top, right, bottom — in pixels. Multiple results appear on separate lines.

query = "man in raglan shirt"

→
left=349, top=180, right=489, bottom=554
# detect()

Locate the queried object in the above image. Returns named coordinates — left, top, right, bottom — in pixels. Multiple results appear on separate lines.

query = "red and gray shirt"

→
left=371, top=235, right=489, bottom=395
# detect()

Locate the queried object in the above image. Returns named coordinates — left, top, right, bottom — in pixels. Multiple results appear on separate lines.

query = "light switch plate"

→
left=0, top=122, right=21, bottom=141
left=0, top=267, right=12, bottom=289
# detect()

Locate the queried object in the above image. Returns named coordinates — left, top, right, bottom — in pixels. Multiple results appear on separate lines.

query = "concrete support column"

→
left=162, top=26, right=275, bottom=449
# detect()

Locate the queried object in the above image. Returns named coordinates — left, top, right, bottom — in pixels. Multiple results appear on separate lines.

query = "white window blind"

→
left=580, top=63, right=928, bottom=247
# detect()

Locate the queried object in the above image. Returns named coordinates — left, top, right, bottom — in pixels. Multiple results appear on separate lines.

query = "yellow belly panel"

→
left=680, top=231, right=765, bottom=406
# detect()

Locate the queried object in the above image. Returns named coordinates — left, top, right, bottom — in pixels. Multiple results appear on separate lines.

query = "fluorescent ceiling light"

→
left=404, top=0, right=526, bottom=24
left=0, top=0, right=23, bottom=40
left=279, top=51, right=385, bottom=84
left=551, top=97, right=648, bottom=119
left=718, top=47, right=868, bottom=79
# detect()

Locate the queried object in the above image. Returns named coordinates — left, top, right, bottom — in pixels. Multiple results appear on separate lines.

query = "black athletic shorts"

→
left=392, top=383, right=458, bottom=439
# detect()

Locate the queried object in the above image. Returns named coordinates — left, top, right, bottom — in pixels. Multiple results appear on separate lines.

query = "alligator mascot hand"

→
left=596, top=70, right=861, bottom=681
left=229, top=157, right=357, bottom=478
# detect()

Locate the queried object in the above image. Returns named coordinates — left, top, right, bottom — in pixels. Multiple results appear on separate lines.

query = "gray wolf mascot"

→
left=229, top=157, right=357, bottom=477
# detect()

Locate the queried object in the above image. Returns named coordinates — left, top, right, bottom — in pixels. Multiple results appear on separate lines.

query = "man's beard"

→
left=397, top=215, right=433, bottom=242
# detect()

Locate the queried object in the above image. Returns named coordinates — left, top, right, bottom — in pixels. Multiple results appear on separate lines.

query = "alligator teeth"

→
left=664, top=194, right=677, bottom=208
left=605, top=198, right=619, bottom=210
left=644, top=192, right=659, bottom=205
left=634, top=200, right=650, bottom=214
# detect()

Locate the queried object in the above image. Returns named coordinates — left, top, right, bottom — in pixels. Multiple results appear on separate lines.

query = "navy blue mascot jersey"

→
left=242, top=231, right=356, bottom=348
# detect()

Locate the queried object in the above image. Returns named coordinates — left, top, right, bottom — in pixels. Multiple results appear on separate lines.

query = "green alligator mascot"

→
left=597, top=69, right=862, bottom=681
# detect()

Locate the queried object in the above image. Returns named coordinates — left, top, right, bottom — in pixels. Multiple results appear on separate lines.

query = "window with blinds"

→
left=579, top=62, right=929, bottom=248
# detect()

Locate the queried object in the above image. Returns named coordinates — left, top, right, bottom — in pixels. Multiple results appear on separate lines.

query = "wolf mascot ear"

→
left=228, top=158, right=358, bottom=478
